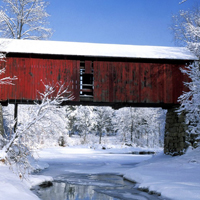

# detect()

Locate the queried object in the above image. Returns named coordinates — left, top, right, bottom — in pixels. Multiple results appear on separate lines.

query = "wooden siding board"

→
left=103, top=62, right=109, bottom=102
left=130, top=63, right=140, bottom=102
left=22, top=59, right=27, bottom=100
left=112, top=63, right=117, bottom=101
left=122, top=62, right=129, bottom=102
left=124, top=62, right=130, bottom=102
left=19, top=59, right=24, bottom=100
left=119, top=62, right=124, bottom=102
left=108, top=62, right=114, bottom=102
left=165, top=64, right=173, bottom=103
left=31, top=59, right=36, bottom=100
left=172, top=64, right=184, bottom=104
left=149, top=63, right=157, bottom=103
left=120, top=62, right=126, bottom=102
left=140, top=63, right=145, bottom=103
left=85, top=61, right=92, bottom=74
left=94, top=61, right=111, bottom=102
left=138, top=63, right=142, bottom=103
left=155, top=64, right=166, bottom=103
left=114, top=62, right=122, bottom=102
left=25, top=58, right=30, bottom=100
left=140, top=63, right=150, bottom=103
left=113, top=62, right=134, bottom=102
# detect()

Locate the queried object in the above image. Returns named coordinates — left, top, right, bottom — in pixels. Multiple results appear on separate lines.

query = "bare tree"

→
left=0, top=0, right=52, bottom=39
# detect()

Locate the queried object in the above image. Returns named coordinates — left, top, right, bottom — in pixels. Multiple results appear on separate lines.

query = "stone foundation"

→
left=164, top=107, right=188, bottom=156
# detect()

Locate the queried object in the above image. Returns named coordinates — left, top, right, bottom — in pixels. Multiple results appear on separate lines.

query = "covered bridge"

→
left=0, top=39, right=198, bottom=155
left=0, top=38, right=197, bottom=108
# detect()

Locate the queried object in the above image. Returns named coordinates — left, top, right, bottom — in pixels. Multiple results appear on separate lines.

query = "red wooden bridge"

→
left=0, top=39, right=197, bottom=108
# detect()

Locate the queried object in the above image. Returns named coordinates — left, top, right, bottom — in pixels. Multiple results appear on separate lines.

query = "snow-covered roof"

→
left=0, top=38, right=197, bottom=60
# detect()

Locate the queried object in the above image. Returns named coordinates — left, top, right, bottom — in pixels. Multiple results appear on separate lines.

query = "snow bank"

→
left=0, top=38, right=197, bottom=60
left=124, top=146, right=200, bottom=200
left=25, top=175, right=53, bottom=189
left=0, top=163, right=40, bottom=200
left=0, top=155, right=51, bottom=200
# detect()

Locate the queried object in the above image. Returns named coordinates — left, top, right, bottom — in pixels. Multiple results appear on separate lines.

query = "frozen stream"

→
left=33, top=173, right=168, bottom=200
left=32, top=147, right=169, bottom=200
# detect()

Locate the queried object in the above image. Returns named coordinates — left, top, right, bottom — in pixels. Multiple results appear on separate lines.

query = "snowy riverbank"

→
left=0, top=163, right=40, bottom=200
left=0, top=146, right=200, bottom=200
left=124, top=146, right=200, bottom=200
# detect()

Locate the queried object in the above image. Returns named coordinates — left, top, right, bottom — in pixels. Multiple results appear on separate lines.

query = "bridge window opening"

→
left=80, top=61, right=94, bottom=101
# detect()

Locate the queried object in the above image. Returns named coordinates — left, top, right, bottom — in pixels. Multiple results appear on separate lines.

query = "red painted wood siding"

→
left=93, top=61, right=188, bottom=104
left=0, top=56, right=189, bottom=105
left=0, top=57, right=80, bottom=101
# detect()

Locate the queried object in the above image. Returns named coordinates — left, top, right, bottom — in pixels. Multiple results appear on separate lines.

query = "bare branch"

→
left=0, top=0, right=52, bottom=39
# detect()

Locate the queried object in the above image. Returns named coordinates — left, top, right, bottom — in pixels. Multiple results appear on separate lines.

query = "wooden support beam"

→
left=14, top=103, right=18, bottom=132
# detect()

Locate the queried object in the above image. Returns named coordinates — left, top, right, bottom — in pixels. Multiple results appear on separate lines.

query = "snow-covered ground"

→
left=0, top=162, right=41, bottom=200
left=124, top=146, right=200, bottom=200
left=0, top=146, right=200, bottom=200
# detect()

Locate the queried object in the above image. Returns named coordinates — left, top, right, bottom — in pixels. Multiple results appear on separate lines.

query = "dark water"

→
left=33, top=173, right=169, bottom=200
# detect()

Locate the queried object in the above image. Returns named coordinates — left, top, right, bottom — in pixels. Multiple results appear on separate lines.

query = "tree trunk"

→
left=99, top=132, right=102, bottom=144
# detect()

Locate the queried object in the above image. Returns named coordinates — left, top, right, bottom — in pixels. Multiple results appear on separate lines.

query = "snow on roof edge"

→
left=0, top=38, right=198, bottom=61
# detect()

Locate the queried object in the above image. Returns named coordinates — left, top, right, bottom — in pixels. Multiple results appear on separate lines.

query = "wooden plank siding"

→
left=0, top=57, right=80, bottom=102
left=93, top=61, right=188, bottom=104
left=0, top=55, right=190, bottom=107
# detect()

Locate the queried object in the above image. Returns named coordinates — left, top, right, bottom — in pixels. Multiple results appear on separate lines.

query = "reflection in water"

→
left=33, top=174, right=168, bottom=200
left=35, top=182, right=114, bottom=200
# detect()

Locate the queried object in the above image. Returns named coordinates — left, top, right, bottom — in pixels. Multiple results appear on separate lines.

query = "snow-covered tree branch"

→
left=171, top=4, right=200, bottom=57
left=0, top=0, right=52, bottom=39
left=0, top=82, right=73, bottom=178
left=113, top=107, right=164, bottom=148
left=178, top=63, right=200, bottom=147
left=0, top=67, right=17, bottom=85
left=171, top=4, right=200, bottom=147
left=66, top=105, right=165, bottom=148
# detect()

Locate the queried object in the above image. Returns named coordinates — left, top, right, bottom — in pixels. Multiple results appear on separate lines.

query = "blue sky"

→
left=47, top=0, right=196, bottom=47
left=0, top=0, right=195, bottom=46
